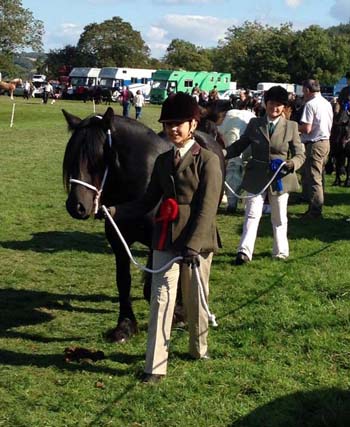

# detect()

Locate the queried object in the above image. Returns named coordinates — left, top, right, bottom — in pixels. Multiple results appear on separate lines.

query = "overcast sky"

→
left=22, top=0, right=350, bottom=58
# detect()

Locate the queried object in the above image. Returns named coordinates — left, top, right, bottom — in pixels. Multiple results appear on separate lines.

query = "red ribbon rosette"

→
left=155, top=198, right=179, bottom=250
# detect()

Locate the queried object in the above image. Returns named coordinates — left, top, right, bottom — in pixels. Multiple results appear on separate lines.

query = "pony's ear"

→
left=101, top=107, right=115, bottom=130
left=62, top=109, right=81, bottom=130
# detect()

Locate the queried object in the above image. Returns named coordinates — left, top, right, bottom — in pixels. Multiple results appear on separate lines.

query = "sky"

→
left=21, top=0, right=350, bottom=59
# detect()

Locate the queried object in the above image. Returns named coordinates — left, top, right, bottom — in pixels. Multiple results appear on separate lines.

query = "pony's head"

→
left=62, top=107, right=115, bottom=219
left=199, top=99, right=233, bottom=125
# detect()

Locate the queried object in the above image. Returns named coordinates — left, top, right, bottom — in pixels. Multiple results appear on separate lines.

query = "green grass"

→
left=0, top=95, right=350, bottom=427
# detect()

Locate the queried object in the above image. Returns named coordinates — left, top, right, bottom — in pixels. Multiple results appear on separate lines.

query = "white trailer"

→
left=98, top=67, right=156, bottom=98
left=257, top=82, right=296, bottom=93
left=69, top=67, right=101, bottom=89
left=31, top=74, right=47, bottom=98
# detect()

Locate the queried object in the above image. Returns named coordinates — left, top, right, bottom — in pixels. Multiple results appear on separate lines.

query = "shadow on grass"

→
left=0, top=231, right=107, bottom=253
left=288, top=190, right=350, bottom=208
left=0, top=288, right=121, bottom=339
left=230, top=387, right=350, bottom=427
left=217, top=272, right=287, bottom=323
left=232, top=215, right=350, bottom=243
left=0, top=349, right=132, bottom=376
left=215, top=243, right=337, bottom=324
left=217, top=242, right=333, bottom=264
left=0, top=230, right=148, bottom=256
left=324, top=191, right=350, bottom=207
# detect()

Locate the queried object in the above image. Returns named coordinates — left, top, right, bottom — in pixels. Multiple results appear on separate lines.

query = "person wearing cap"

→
left=224, top=85, right=305, bottom=264
left=108, top=92, right=222, bottom=382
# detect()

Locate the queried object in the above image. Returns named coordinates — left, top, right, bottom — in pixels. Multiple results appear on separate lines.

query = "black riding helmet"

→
left=159, top=92, right=201, bottom=123
left=264, top=86, right=289, bottom=106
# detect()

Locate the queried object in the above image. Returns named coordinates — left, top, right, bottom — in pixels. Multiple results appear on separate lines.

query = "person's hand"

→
left=181, top=247, right=200, bottom=267
left=281, top=160, right=294, bottom=175
left=94, top=206, right=116, bottom=220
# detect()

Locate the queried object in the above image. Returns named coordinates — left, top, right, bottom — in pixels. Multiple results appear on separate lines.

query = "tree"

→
left=0, top=0, right=43, bottom=77
left=77, top=16, right=151, bottom=67
left=289, top=25, right=350, bottom=84
left=327, top=21, right=350, bottom=37
left=162, top=39, right=213, bottom=71
left=0, top=0, right=43, bottom=54
left=214, top=21, right=295, bottom=89
left=45, top=45, right=83, bottom=78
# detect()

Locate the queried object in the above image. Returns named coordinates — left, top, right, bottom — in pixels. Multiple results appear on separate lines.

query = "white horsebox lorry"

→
left=98, top=67, right=156, bottom=100
left=31, top=74, right=47, bottom=97
left=68, top=67, right=101, bottom=98
left=257, top=82, right=296, bottom=93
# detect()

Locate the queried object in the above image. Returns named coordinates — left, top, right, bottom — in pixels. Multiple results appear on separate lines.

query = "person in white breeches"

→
left=224, top=86, right=305, bottom=264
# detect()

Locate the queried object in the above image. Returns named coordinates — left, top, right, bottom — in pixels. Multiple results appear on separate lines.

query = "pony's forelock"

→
left=62, top=117, right=108, bottom=191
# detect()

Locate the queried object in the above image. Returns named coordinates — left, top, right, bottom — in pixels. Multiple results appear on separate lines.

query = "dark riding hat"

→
left=159, top=92, right=201, bottom=123
left=264, top=86, right=289, bottom=106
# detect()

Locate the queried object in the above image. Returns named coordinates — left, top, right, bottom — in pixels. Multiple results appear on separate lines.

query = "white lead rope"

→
left=224, top=160, right=286, bottom=199
left=101, top=205, right=218, bottom=327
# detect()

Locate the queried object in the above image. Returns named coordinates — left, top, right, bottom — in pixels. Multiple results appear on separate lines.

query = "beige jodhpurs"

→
left=144, top=250, right=213, bottom=375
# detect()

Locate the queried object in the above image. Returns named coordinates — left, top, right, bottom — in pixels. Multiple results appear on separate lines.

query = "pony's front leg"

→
left=334, top=153, right=345, bottom=186
left=106, top=243, right=138, bottom=343
left=344, top=155, right=350, bottom=187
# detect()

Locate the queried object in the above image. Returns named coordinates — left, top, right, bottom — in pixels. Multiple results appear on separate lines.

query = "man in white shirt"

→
left=299, top=79, right=333, bottom=219
left=42, top=81, right=53, bottom=104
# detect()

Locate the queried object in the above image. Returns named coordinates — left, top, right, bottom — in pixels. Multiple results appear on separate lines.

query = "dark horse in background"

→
left=328, top=105, right=350, bottom=187
left=62, top=107, right=225, bottom=343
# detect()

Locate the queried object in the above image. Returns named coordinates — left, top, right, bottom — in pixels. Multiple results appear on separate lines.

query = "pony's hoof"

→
left=106, top=318, right=138, bottom=343
left=172, top=304, right=186, bottom=328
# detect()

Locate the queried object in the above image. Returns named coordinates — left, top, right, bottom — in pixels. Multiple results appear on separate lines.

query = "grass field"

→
left=0, top=95, right=350, bottom=427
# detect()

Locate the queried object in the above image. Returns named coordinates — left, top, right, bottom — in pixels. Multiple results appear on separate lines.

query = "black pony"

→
left=329, top=106, right=350, bottom=187
left=62, top=107, right=225, bottom=342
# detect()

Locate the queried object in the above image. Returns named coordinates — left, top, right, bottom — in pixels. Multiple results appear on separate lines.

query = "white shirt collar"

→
left=267, top=116, right=281, bottom=126
left=174, top=139, right=195, bottom=158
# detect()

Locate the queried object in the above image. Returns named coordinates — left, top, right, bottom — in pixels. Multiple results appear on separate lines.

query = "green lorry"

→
left=150, top=69, right=231, bottom=104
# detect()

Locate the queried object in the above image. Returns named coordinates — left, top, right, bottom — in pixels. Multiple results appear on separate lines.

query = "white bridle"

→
left=69, top=127, right=112, bottom=214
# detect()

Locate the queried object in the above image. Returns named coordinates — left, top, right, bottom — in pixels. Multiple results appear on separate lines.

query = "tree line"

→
left=1, top=0, right=350, bottom=89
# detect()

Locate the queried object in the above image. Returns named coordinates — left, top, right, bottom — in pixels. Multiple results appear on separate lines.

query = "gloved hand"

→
left=94, top=206, right=116, bottom=220
left=281, top=160, right=294, bottom=176
left=181, top=247, right=200, bottom=267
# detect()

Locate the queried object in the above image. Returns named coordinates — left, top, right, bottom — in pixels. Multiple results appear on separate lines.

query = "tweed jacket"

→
left=116, top=141, right=222, bottom=253
left=225, top=116, right=305, bottom=195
